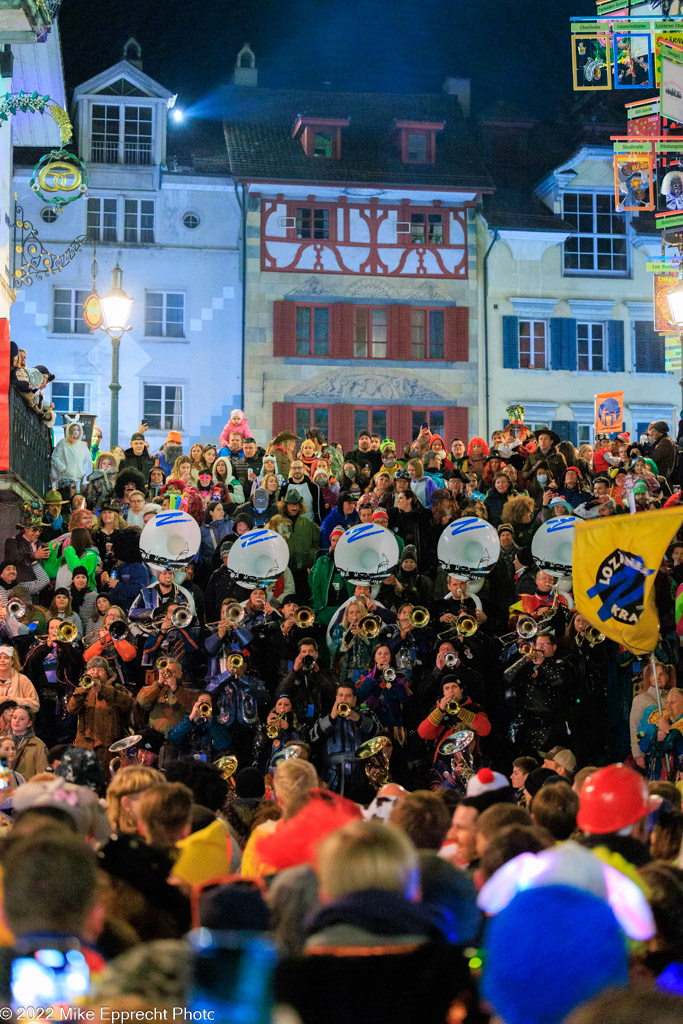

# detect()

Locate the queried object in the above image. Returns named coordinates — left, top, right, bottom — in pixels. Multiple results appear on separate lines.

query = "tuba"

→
left=355, top=735, right=391, bottom=791
left=108, top=734, right=142, bottom=777
left=440, top=729, right=475, bottom=793
left=57, top=621, right=78, bottom=643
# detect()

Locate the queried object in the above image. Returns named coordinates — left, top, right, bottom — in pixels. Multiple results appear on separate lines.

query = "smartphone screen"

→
left=188, top=928, right=276, bottom=1024
left=11, top=948, right=89, bottom=1010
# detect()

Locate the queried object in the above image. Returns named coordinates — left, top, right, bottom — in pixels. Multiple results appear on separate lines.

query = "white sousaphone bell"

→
left=333, top=523, right=400, bottom=586
left=437, top=517, right=500, bottom=580
left=531, top=516, right=576, bottom=578
left=226, top=528, right=289, bottom=589
left=139, top=510, right=201, bottom=573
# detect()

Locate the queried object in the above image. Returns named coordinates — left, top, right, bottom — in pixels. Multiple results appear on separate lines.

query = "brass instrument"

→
left=227, top=653, right=244, bottom=673
left=156, top=657, right=170, bottom=672
left=356, top=735, right=391, bottom=791
left=518, top=640, right=534, bottom=657
left=444, top=652, right=458, bottom=668
left=445, top=699, right=461, bottom=716
left=456, top=610, right=478, bottom=638
left=408, top=606, right=430, bottom=629
left=337, top=701, right=351, bottom=718
left=57, top=621, right=78, bottom=643
left=383, top=667, right=396, bottom=687
left=294, top=606, right=315, bottom=628
left=108, top=734, right=142, bottom=777
left=108, top=620, right=128, bottom=641
left=214, top=754, right=238, bottom=795
left=79, top=673, right=95, bottom=690
left=197, top=699, right=213, bottom=718
left=359, top=614, right=381, bottom=639
left=171, top=606, right=193, bottom=629
left=266, top=712, right=287, bottom=739
left=517, top=615, right=538, bottom=640
left=225, top=603, right=245, bottom=624
left=440, top=729, right=475, bottom=793
left=7, top=598, right=26, bottom=619
left=576, top=626, right=606, bottom=648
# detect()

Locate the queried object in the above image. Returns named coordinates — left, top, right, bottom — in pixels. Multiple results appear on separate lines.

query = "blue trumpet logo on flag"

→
left=586, top=549, right=653, bottom=625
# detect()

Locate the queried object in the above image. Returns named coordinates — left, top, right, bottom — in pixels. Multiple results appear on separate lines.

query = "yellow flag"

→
left=573, top=507, right=683, bottom=654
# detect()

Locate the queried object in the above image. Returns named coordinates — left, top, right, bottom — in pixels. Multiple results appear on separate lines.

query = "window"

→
left=412, top=410, right=445, bottom=438
left=40, top=207, right=58, bottom=224
left=313, top=132, right=333, bottom=158
left=576, top=423, right=594, bottom=446
left=563, top=193, right=627, bottom=274
left=410, top=213, right=443, bottom=245
left=354, top=408, right=387, bottom=442
left=577, top=322, right=605, bottom=371
left=296, top=207, right=329, bottom=240
left=90, top=103, right=153, bottom=165
left=124, top=199, right=155, bottom=243
left=411, top=309, right=445, bottom=359
left=124, top=106, right=153, bottom=164
left=91, top=104, right=120, bottom=163
left=145, top=292, right=185, bottom=339
left=52, top=288, right=90, bottom=334
left=182, top=212, right=200, bottom=230
left=354, top=307, right=388, bottom=359
left=143, top=384, right=183, bottom=430
left=86, top=197, right=118, bottom=242
left=50, top=381, right=91, bottom=415
left=519, top=320, right=548, bottom=369
left=407, top=134, right=427, bottom=162
left=295, top=305, right=330, bottom=356
left=634, top=321, right=666, bottom=373
left=295, top=407, right=329, bottom=439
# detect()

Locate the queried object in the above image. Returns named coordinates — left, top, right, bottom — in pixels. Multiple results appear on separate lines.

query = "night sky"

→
left=58, top=0, right=591, bottom=117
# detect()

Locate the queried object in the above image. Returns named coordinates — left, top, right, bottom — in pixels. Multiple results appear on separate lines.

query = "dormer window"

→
left=91, top=102, right=154, bottom=164
left=292, top=117, right=349, bottom=160
left=395, top=120, right=445, bottom=165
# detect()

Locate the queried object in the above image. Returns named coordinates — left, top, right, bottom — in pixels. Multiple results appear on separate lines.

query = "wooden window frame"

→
left=294, top=303, right=332, bottom=358
left=292, top=117, right=349, bottom=160
left=518, top=319, right=549, bottom=370
left=410, top=307, right=447, bottom=361
left=286, top=200, right=337, bottom=242
left=395, top=120, right=444, bottom=165
left=353, top=306, right=389, bottom=360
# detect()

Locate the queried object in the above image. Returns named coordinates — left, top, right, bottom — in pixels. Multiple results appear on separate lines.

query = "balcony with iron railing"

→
left=5, top=387, right=52, bottom=499
left=91, top=140, right=152, bottom=165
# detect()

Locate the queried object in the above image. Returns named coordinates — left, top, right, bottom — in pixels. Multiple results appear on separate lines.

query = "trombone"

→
left=576, top=625, right=606, bottom=648
left=294, top=606, right=315, bottom=628
left=408, top=606, right=430, bottom=629
left=456, top=610, right=478, bottom=638
left=108, top=619, right=128, bottom=641
left=359, top=614, right=381, bottom=639
left=171, top=606, right=193, bottom=629
left=57, top=621, right=79, bottom=643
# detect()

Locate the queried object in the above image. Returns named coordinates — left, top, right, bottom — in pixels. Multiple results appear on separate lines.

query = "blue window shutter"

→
left=568, top=421, right=578, bottom=447
left=551, top=420, right=573, bottom=444
left=550, top=318, right=576, bottom=370
left=608, top=320, right=625, bottom=372
left=503, top=316, right=519, bottom=369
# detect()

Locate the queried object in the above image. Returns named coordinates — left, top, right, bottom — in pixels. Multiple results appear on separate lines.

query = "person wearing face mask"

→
left=340, top=460, right=363, bottom=499
left=526, top=461, right=558, bottom=509
left=312, top=468, right=338, bottom=517
left=376, top=439, right=400, bottom=480
left=522, top=427, right=567, bottom=487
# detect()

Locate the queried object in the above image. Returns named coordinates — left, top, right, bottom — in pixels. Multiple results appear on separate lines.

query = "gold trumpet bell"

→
left=337, top=701, right=351, bottom=718
left=359, top=615, right=381, bottom=639
left=294, top=606, right=315, bottom=628
left=456, top=611, right=478, bottom=638
left=228, top=653, right=244, bottom=672
left=409, top=606, right=430, bottom=628
left=79, top=673, right=95, bottom=689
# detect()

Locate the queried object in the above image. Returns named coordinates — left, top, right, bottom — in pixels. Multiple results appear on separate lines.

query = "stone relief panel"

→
left=285, top=371, right=453, bottom=403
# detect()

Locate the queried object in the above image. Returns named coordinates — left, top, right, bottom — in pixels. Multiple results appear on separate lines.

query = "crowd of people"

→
left=0, top=393, right=681, bottom=1022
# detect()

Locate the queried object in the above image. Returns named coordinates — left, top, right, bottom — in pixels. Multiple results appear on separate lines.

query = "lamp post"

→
left=99, top=263, right=133, bottom=449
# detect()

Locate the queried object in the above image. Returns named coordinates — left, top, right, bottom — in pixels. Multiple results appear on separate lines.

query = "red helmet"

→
left=577, top=763, right=657, bottom=835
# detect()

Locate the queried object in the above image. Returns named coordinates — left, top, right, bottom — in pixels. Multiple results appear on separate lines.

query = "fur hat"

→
left=114, top=467, right=146, bottom=499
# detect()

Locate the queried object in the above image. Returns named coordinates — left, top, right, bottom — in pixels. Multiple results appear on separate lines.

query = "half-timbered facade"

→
left=224, top=56, right=492, bottom=449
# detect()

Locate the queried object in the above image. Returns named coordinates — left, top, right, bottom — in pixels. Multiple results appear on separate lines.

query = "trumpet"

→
left=294, top=606, right=315, bottom=628
left=576, top=626, right=605, bottom=648
left=382, top=667, right=396, bottom=687
left=7, top=598, right=26, bottom=620
left=445, top=699, right=461, bottom=716
left=409, top=606, right=430, bottom=629
left=156, top=657, right=170, bottom=672
left=171, top=606, right=193, bottom=629
left=266, top=712, right=287, bottom=739
left=444, top=652, right=458, bottom=668
left=227, top=653, right=244, bottom=672
left=108, top=620, right=128, bottom=641
left=337, top=701, right=351, bottom=718
left=359, top=614, right=381, bottom=639
left=79, top=673, right=96, bottom=690
left=197, top=699, right=212, bottom=718
left=57, top=621, right=78, bottom=643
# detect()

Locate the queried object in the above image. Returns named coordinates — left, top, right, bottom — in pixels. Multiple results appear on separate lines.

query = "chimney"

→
left=234, top=43, right=258, bottom=87
left=443, top=76, right=470, bottom=117
left=123, top=36, right=143, bottom=70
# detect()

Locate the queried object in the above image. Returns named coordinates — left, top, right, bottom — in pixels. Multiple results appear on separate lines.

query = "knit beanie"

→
left=482, top=885, right=627, bottom=1024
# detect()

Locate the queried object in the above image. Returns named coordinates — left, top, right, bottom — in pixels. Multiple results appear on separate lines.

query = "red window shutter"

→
left=445, top=306, right=469, bottom=362
left=331, top=303, right=354, bottom=359
left=329, top=404, right=355, bottom=450
left=388, top=304, right=412, bottom=360
left=389, top=406, right=413, bottom=450
left=272, top=402, right=294, bottom=437
left=273, top=301, right=296, bottom=357
left=445, top=407, right=469, bottom=445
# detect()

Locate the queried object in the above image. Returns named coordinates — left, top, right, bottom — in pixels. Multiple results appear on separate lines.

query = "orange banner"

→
left=595, top=390, right=624, bottom=433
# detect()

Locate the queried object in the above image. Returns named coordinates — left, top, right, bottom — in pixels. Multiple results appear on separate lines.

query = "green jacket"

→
left=310, top=553, right=353, bottom=624
left=286, top=515, right=320, bottom=571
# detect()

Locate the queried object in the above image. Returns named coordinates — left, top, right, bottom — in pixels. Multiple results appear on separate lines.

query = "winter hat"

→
left=401, top=545, right=418, bottom=562
left=380, top=438, right=396, bottom=452
left=284, top=488, right=303, bottom=505
left=466, top=768, right=509, bottom=799
left=524, top=767, right=561, bottom=801
left=515, top=547, right=535, bottom=568
left=329, top=526, right=346, bottom=541
left=234, top=767, right=266, bottom=800
left=482, top=885, right=628, bottom=1024
left=652, top=420, right=669, bottom=434
left=165, top=431, right=182, bottom=445
left=53, top=587, right=70, bottom=598
left=497, top=523, right=514, bottom=537
left=565, top=465, right=583, bottom=479
left=138, top=727, right=164, bottom=755
left=13, top=778, right=110, bottom=843
left=337, top=490, right=357, bottom=505
left=198, top=882, right=269, bottom=932
left=549, top=496, right=572, bottom=511
left=71, top=566, right=89, bottom=582
left=371, top=510, right=389, bottom=523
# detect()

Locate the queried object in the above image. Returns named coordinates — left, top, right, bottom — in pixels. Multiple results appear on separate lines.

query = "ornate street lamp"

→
left=99, top=263, right=133, bottom=449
